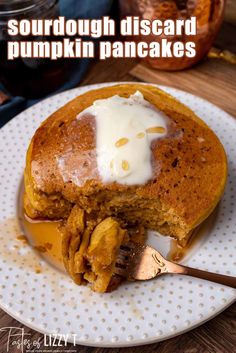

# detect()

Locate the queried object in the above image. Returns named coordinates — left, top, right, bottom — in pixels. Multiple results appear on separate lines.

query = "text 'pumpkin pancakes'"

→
left=24, top=84, right=227, bottom=292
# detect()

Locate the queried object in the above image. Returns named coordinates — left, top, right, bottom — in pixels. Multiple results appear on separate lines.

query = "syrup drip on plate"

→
left=21, top=216, right=65, bottom=272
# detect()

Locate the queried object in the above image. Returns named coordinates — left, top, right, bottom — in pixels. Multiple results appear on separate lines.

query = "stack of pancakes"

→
left=24, top=84, right=227, bottom=292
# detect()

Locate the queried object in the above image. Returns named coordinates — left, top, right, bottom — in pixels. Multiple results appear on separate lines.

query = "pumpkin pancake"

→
left=24, top=84, right=227, bottom=292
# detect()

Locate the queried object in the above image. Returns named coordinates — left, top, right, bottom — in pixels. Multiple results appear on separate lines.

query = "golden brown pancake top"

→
left=25, top=84, right=227, bottom=229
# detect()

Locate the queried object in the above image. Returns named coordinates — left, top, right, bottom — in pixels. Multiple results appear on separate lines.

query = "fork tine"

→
left=114, top=242, right=143, bottom=279
left=114, top=266, right=127, bottom=277
left=117, top=252, right=129, bottom=263
left=115, top=256, right=127, bottom=267
left=118, top=248, right=131, bottom=258
left=120, top=243, right=135, bottom=252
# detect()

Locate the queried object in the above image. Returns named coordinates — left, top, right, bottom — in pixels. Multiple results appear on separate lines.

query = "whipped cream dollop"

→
left=77, top=91, right=168, bottom=185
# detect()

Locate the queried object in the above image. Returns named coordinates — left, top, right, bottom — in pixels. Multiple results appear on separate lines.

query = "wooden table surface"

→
left=0, top=23, right=236, bottom=353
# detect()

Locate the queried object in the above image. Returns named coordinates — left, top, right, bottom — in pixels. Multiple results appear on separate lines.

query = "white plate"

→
left=0, top=83, right=235, bottom=347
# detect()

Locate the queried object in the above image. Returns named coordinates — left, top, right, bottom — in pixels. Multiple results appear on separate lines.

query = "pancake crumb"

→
left=35, top=268, right=42, bottom=274
left=16, top=235, right=29, bottom=245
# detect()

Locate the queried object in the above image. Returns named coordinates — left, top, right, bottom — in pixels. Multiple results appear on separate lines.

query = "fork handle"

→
left=172, top=263, right=236, bottom=288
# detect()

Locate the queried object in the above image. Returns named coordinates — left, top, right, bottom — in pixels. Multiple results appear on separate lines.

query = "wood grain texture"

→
left=0, top=304, right=235, bottom=353
left=130, top=59, right=236, bottom=117
left=0, top=21, right=235, bottom=353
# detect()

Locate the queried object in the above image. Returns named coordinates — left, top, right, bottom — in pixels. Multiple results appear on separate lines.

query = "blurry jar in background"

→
left=119, top=0, right=226, bottom=71
left=0, top=0, right=76, bottom=98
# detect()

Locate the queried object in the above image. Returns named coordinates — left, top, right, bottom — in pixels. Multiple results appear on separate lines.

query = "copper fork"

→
left=115, top=243, right=236, bottom=288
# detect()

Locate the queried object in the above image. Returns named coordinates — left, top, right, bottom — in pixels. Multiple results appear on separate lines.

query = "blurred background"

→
left=0, top=0, right=235, bottom=125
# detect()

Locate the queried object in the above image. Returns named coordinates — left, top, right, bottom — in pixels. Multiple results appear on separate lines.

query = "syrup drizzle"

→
left=21, top=216, right=65, bottom=272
